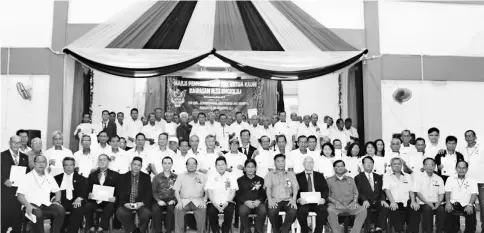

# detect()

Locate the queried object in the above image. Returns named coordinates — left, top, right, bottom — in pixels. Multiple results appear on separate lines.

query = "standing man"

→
left=206, top=156, right=238, bottom=233
left=16, top=129, right=32, bottom=154
left=54, top=157, right=87, bottom=233
left=435, top=136, right=465, bottom=182
left=141, top=113, right=163, bottom=150
left=296, top=156, right=329, bottom=233
left=400, top=130, right=417, bottom=156
left=237, top=159, right=267, bottom=233
left=126, top=108, right=143, bottom=149
left=73, top=113, right=95, bottom=150
left=413, top=158, right=446, bottom=233
left=265, top=154, right=298, bottom=233
left=98, top=110, right=117, bottom=139
left=108, top=135, right=129, bottom=174
left=248, top=115, right=261, bottom=146
left=176, top=112, right=192, bottom=142
left=45, top=131, right=73, bottom=173
left=354, top=156, right=388, bottom=233
left=93, top=131, right=112, bottom=155
left=229, top=112, right=249, bottom=139
left=152, top=157, right=177, bottom=233
left=326, top=160, right=367, bottom=233
left=287, top=136, right=309, bottom=174
left=426, top=127, right=445, bottom=159
left=116, top=157, right=153, bottom=233
left=148, top=133, right=175, bottom=176
left=330, top=119, right=350, bottom=150
left=154, top=108, right=167, bottom=131
left=17, top=155, right=66, bottom=233
left=273, top=111, right=295, bottom=150
left=127, top=133, right=151, bottom=174
left=238, top=129, right=256, bottom=160
left=1, top=136, right=30, bottom=233
left=216, top=114, right=230, bottom=152
left=344, top=118, right=359, bottom=144
left=190, top=113, right=213, bottom=151
left=73, top=135, right=97, bottom=178
left=189, top=109, right=200, bottom=126
left=164, top=112, right=178, bottom=137
left=116, top=112, right=128, bottom=141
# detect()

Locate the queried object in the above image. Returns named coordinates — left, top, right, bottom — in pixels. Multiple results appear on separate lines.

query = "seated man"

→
left=326, top=160, right=367, bottom=233
left=383, top=157, right=420, bottom=233
left=265, top=154, right=298, bottom=233
left=152, top=156, right=177, bottom=233
left=296, top=156, right=329, bottom=233
left=173, top=158, right=208, bottom=233
left=445, top=161, right=478, bottom=233
left=17, top=155, right=66, bottom=233
left=413, top=158, right=445, bottom=233
left=237, top=159, right=267, bottom=233
left=84, top=154, right=119, bottom=232
left=206, top=156, right=238, bottom=233
left=54, top=157, right=87, bottom=233
left=115, top=157, right=153, bottom=233
left=354, top=156, right=388, bottom=233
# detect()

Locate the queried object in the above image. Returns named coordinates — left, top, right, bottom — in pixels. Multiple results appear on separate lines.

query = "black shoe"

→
left=374, top=229, right=382, bottom=233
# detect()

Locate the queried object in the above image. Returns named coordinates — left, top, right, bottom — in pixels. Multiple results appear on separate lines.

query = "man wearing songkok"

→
left=215, top=114, right=231, bottom=152
left=344, top=118, right=359, bottom=143
left=265, top=154, right=298, bottom=233
left=73, top=135, right=97, bottom=178
left=444, top=161, right=478, bottom=233
left=45, top=131, right=73, bottom=174
left=287, top=136, right=309, bottom=174
left=53, top=157, right=87, bottom=233
left=17, top=129, right=32, bottom=154
left=206, top=156, right=238, bottom=233
left=173, top=158, right=208, bottom=233
left=84, top=154, right=119, bottom=232
left=296, top=156, right=329, bottom=233
left=225, top=138, right=246, bottom=178
left=229, top=112, right=249, bottom=140
left=116, top=157, right=153, bottom=233
left=383, top=157, right=420, bottom=233
left=141, top=113, right=162, bottom=150
left=327, top=160, right=367, bottom=233
left=435, top=136, right=465, bottom=183
left=154, top=107, right=167, bottom=131
left=2, top=135, right=30, bottom=233
left=93, top=131, right=112, bottom=155
left=253, top=135, right=275, bottom=178
left=17, top=155, right=66, bottom=233
left=152, top=156, right=177, bottom=233
left=127, top=133, right=151, bottom=174
left=148, top=133, right=175, bottom=176
left=413, top=158, right=445, bottom=233
left=354, top=156, right=388, bottom=233
left=239, top=129, right=256, bottom=160
left=125, top=108, right=143, bottom=148
left=236, top=159, right=266, bottom=233
left=107, top=135, right=129, bottom=174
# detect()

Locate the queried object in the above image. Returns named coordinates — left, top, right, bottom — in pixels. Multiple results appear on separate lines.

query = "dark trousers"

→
left=478, top=183, right=484, bottom=231
left=445, top=202, right=476, bottom=233
left=30, top=204, right=66, bottom=233
left=152, top=203, right=175, bottom=233
left=1, top=188, right=23, bottom=233
left=116, top=206, right=152, bottom=233
left=239, top=203, right=267, bottom=233
left=365, top=202, right=389, bottom=230
left=207, top=203, right=235, bottom=233
left=61, top=201, right=84, bottom=233
left=296, top=204, right=328, bottom=233
left=387, top=202, right=420, bottom=233
left=420, top=204, right=445, bottom=233
left=84, top=201, right=116, bottom=230
left=267, top=201, right=297, bottom=233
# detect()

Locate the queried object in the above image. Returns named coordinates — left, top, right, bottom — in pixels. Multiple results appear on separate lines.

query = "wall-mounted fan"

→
left=16, top=82, right=32, bottom=100
left=393, top=88, right=412, bottom=104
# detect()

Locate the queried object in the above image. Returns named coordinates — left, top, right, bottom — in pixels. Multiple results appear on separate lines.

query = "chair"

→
left=95, top=208, right=113, bottom=233
left=266, top=212, right=297, bottom=233
left=338, top=213, right=352, bottom=233
left=238, top=214, right=258, bottom=233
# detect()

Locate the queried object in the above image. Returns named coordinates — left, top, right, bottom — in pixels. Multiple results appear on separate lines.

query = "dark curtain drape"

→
left=145, top=77, right=167, bottom=116
left=260, top=79, right=278, bottom=116
left=276, top=81, right=285, bottom=113
left=69, top=62, right=89, bottom=151
left=346, top=62, right=365, bottom=143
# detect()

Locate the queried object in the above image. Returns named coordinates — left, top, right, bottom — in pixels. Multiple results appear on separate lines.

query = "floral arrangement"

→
left=285, top=178, right=292, bottom=188
left=225, top=178, right=231, bottom=189
left=194, top=176, right=202, bottom=184
left=251, top=181, right=262, bottom=190
left=168, top=178, right=176, bottom=190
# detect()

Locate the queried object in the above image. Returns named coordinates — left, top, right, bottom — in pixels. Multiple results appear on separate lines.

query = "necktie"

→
left=368, top=174, right=374, bottom=191
left=13, top=155, right=18, bottom=165
left=97, top=172, right=106, bottom=203
left=66, top=175, right=73, bottom=200
left=307, top=173, right=313, bottom=192
left=103, top=123, right=107, bottom=129
left=244, top=148, right=248, bottom=155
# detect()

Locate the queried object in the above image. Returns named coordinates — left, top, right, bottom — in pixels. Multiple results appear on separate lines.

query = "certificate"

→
left=301, top=192, right=321, bottom=204
left=10, top=166, right=26, bottom=187
left=92, top=185, right=114, bottom=202
left=50, top=167, right=64, bottom=177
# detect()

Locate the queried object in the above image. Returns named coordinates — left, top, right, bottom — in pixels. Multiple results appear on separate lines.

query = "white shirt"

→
left=17, top=171, right=60, bottom=206
left=400, top=144, right=417, bottom=158
left=259, top=126, right=275, bottom=142
left=296, top=124, right=317, bottom=139
left=73, top=150, right=97, bottom=178
left=287, top=149, right=307, bottom=174
left=316, top=156, right=334, bottom=178
left=255, top=149, right=274, bottom=179
left=343, top=156, right=360, bottom=178
left=60, top=172, right=74, bottom=192
left=344, top=126, right=359, bottom=143
left=165, top=122, right=178, bottom=137
left=141, top=124, right=163, bottom=149
left=125, top=118, right=143, bottom=147
left=92, top=143, right=112, bottom=156
left=155, top=118, right=167, bottom=132
left=273, top=121, right=295, bottom=148
left=459, top=143, right=480, bottom=162
left=189, top=120, right=198, bottom=126
left=116, top=121, right=129, bottom=139
left=383, top=172, right=413, bottom=206
left=358, top=155, right=386, bottom=175
left=216, top=125, right=231, bottom=151
left=198, top=151, right=219, bottom=174
left=19, top=146, right=32, bottom=154
left=445, top=176, right=478, bottom=205
left=190, top=124, right=214, bottom=150
left=413, top=173, right=445, bottom=204
left=384, top=152, right=408, bottom=173
left=224, top=152, right=246, bottom=178
left=205, top=171, right=239, bottom=204
left=466, top=145, right=484, bottom=183
left=127, top=148, right=150, bottom=174
left=147, top=147, right=175, bottom=176
left=439, top=152, right=458, bottom=177
left=248, top=125, right=262, bottom=147
left=426, top=142, right=445, bottom=159
left=229, top=121, right=250, bottom=138
left=45, top=146, right=73, bottom=169
left=405, top=152, right=428, bottom=178
left=107, top=149, right=130, bottom=174
left=172, top=152, right=196, bottom=175
left=329, top=128, right=350, bottom=148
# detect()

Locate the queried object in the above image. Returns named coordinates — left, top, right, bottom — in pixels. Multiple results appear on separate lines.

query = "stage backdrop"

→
left=166, top=76, right=262, bottom=115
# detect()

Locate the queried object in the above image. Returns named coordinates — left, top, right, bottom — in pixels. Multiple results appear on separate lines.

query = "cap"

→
left=169, top=137, right=179, bottom=143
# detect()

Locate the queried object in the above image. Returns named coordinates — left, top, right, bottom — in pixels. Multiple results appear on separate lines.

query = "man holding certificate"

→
left=85, top=154, right=119, bottom=233
left=115, top=157, right=153, bottom=233
left=1, top=135, right=30, bottom=233
left=296, top=156, right=329, bottom=233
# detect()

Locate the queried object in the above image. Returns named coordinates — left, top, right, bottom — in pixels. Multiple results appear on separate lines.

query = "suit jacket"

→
left=354, top=172, right=385, bottom=204
left=105, top=120, right=117, bottom=139
left=1, top=150, right=30, bottom=189
left=239, top=145, right=257, bottom=160
left=296, top=171, right=329, bottom=200
left=435, top=151, right=465, bottom=176
left=53, top=172, right=88, bottom=204
left=116, top=171, right=152, bottom=209
left=87, top=169, right=119, bottom=194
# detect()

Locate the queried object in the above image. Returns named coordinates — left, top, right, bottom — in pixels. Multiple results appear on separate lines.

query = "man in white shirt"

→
left=426, top=127, right=445, bottom=159
left=127, top=133, right=151, bottom=174
left=259, top=116, right=275, bottom=147
left=148, top=132, right=175, bottom=176
left=215, top=114, right=231, bottom=152
left=248, top=115, right=261, bottom=146
left=435, top=136, right=465, bottom=183
left=115, top=112, right=129, bottom=141
left=229, top=112, right=249, bottom=140
left=189, top=109, right=200, bottom=126
left=190, top=113, right=213, bottom=151
left=92, top=131, right=112, bottom=155
left=17, top=155, right=66, bottom=233
left=273, top=111, right=295, bottom=150
left=125, top=108, right=143, bottom=148
left=206, top=112, right=221, bottom=136
left=297, top=115, right=316, bottom=139
left=141, top=113, right=163, bottom=150
left=445, top=161, right=478, bottom=233
left=73, top=113, right=95, bottom=150
left=400, top=130, right=417, bottom=157
left=73, top=135, right=97, bottom=178
left=406, top=138, right=429, bottom=177
left=413, top=158, right=445, bottom=233
left=383, top=157, right=420, bottom=233
left=330, top=119, right=350, bottom=151
left=199, top=135, right=224, bottom=174
left=172, top=140, right=194, bottom=175
left=45, top=131, right=73, bottom=175
left=164, top=112, right=178, bottom=137
left=287, top=136, right=309, bottom=174
left=108, top=135, right=129, bottom=174
left=253, top=135, right=275, bottom=178
left=224, top=138, right=246, bottom=178
left=154, top=107, right=167, bottom=131
left=206, top=156, right=238, bottom=233
left=384, top=138, right=409, bottom=174
left=344, top=118, right=359, bottom=144
left=188, top=135, right=203, bottom=158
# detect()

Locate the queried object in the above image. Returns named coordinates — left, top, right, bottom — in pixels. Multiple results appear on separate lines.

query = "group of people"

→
left=1, top=108, right=483, bottom=233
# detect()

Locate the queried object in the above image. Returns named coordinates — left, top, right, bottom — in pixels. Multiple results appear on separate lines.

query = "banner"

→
left=166, top=77, right=262, bottom=115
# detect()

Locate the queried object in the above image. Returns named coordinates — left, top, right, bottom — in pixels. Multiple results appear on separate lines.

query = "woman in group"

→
left=359, top=141, right=386, bottom=175
left=344, top=143, right=361, bottom=178
left=317, top=142, right=336, bottom=178
left=374, top=139, right=386, bottom=157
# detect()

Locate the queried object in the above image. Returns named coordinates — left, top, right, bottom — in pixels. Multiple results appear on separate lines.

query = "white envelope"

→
left=301, top=192, right=321, bottom=204
left=92, top=185, right=114, bottom=202
left=10, top=166, right=26, bottom=187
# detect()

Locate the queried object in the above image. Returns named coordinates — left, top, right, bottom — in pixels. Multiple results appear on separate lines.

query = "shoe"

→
left=374, top=229, right=382, bottom=233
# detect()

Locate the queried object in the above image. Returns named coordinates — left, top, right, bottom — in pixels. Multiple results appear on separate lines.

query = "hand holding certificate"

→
left=301, top=192, right=321, bottom=204
left=92, top=185, right=114, bottom=202
left=10, top=165, right=27, bottom=187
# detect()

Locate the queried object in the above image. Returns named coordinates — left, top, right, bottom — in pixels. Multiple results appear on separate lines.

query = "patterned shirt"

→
left=326, top=175, right=359, bottom=206
left=264, top=170, right=299, bottom=202
left=130, top=173, right=140, bottom=203
left=152, top=172, right=177, bottom=202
